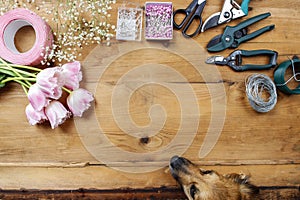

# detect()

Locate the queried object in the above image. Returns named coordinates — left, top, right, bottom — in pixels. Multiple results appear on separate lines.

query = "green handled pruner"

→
left=201, top=0, right=251, bottom=32
left=207, top=12, right=275, bottom=52
left=206, top=49, right=278, bottom=72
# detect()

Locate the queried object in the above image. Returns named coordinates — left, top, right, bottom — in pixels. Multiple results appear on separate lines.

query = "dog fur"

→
left=169, top=156, right=259, bottom=200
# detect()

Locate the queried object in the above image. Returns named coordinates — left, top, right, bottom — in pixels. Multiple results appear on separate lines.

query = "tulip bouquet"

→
left=0, top=58, right=94, bottom=129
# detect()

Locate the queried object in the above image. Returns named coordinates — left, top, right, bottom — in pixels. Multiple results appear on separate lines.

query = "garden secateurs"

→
left=206, top=12, right=275, bottom=52
left=206, top=49, right=278, bottom=71
left=201, top=0, right=251, bottom=32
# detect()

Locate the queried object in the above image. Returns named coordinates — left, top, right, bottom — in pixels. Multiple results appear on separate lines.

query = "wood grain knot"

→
left=140, top=137, right=150, bottom=144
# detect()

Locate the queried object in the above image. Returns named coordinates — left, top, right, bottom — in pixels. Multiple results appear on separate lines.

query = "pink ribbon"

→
left=0, top=8, right=53, bottom=66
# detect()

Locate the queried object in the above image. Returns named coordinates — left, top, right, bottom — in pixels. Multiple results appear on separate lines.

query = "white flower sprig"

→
left=0, top=0, right=116, bottom=65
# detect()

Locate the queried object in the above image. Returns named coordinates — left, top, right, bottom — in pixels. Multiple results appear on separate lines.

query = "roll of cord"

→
left=245, top=74, right=277, bottom=113
left=0, top=8, right=53, bottom=66
left=274, top=57, right=300, bottom=94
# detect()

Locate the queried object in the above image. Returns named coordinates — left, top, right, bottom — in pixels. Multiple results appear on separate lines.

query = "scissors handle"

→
left=173, top=0, right=199, bottom=29
left=182, top=2, right=206, bottom=37
left=182, top=15, right=203, bottom=38
left=173, top=9, right=190, bottom=29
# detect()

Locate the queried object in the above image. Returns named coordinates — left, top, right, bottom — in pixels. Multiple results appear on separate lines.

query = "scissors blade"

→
left=198, top=0, right=206, bottom=5
left=206, top=56, right=225, bottom=64
left=201, top=12, right=220, bottom=32
left=207, top=34, right=222, bottom=48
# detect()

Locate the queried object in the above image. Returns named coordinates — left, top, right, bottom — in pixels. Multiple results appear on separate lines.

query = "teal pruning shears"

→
left=206, top=12, right=275, bottom=52
left=202, top=0, right=251, bottom=32
left=206, top=49, right=278, bottom=72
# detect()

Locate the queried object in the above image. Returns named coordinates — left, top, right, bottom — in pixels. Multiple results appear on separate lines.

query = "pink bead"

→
left=145, top=2, right=173, bottom=39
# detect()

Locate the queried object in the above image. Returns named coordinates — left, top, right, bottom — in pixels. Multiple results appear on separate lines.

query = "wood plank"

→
left=0, top=165, right=299, bottom=190
left=1, top=80, right=299, bottom=165
left=0, top=188, right=299, bottom=200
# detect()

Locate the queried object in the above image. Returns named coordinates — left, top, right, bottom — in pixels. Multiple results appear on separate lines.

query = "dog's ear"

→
left=224, top=173, right=259, bottom=196
left=240, top=182, right=259, bottom=195
left=224, top=173, right=250, bottom=185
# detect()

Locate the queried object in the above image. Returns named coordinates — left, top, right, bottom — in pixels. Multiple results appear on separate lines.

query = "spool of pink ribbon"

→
left=0, top=8, right=53, bottom=66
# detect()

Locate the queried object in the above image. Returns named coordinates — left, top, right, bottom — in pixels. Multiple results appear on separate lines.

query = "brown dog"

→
left=169, top=156, right=259, bottom=200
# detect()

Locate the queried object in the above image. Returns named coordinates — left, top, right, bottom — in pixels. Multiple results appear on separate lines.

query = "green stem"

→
left=0, top=63, right=42, bottom=72
left=0, top=68, right=16, bottom=77
left=0, top=66, right=37, bottom=77
left=13, top=79, right=31, bottom=89
left=1, top=77, right=36, bottom=84
left=62, top=87, right=72, bottom=94
left=0, top=57, right=41, bottom=72
left=21, top=83, right=29, bottom=95
left=0, top=58, right=32, bottom=86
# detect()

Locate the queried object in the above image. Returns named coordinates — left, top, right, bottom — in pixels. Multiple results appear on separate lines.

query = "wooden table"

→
left=0, top=0, right=299, bottom=199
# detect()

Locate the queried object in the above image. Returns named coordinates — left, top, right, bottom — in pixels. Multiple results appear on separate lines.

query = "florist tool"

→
left=201, top=0, right=251, bottom=32
left=0, top=8, right=53, bottom=66
left=274, top=56, right=300, bottom=94
left=173, top=0, right=206, bottom=38
left=207, top=12, right=275, bottom=52
left=206, top=49, right=278, bottom=72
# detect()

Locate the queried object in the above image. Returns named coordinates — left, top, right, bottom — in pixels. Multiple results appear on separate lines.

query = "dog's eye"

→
left=203, top=170, right=212, bottom=174
left=200, top=169, right=213, bottom=175
left=190, top=184, right=198, bottom=199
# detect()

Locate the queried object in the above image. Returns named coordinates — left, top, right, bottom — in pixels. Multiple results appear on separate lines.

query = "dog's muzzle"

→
left=170, top=156, right=192, bottom=169
left=169, top=156, right=193, bottom=181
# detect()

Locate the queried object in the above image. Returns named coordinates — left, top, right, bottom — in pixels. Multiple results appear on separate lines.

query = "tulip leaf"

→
left=0, top=74, right=6, bottom=81
left=0, top=68, right=15, bottom=77
left=0, top=74, right=6, bottom=88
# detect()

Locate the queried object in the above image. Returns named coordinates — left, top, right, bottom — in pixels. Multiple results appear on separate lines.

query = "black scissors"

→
left=173, top=0, right=206, bottom=38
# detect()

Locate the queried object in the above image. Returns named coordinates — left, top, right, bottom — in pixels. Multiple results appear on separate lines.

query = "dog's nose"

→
left=170, top=156, right=192, bottom=169
left=170, top=155, right=179, bottom=164
left=170, top=155, right=180, bottom=169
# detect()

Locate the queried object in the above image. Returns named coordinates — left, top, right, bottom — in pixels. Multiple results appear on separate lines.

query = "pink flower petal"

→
left=25, top=103, right=47, bottom=125
left=45, top=101, right=71, bottom=129
left=27, top=84, right=50, bottom=111
left=67, top=88, right=94, bottom=117
left=36, top=67, right=64, bottom=99
left=61, top=61, right=83, bottom=90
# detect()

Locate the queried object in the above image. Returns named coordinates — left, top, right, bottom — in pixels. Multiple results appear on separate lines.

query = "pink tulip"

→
left=36, top=67, right=64, bottom=99
left=27, top=83, right=50, bottom=111
left=25, top=103, right=48, bottom=125
left=61, top=61, right=82, bottom=90
left=45, top=101, right=71, bottom=129
left=67, top=88, right=94, bottom=117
